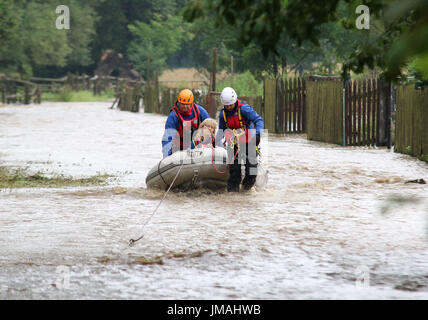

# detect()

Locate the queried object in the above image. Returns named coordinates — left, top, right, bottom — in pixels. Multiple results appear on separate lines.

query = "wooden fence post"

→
left=276, top=79, right=282, bottom=133
left=1, top=80, right=5, bottom=104
left=36, top=85, right=42, bottom=104
left=344, top=78, right=351, bottom=145
left=154, top=72, right=160, bottom=114
left=377, top=77, right=392, bottom=147
left=293, top=78, right=298, bottom=132
left=263, top=78, right=277, bottom=133
left=302, top=79, right=306, bottom=132
left=24, top=84, right=30, bottom=104
left=371, top=78, right=377, bottom=146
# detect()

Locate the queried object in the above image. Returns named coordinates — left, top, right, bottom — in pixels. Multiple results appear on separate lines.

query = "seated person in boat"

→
left=161, top=89, right=210, bottom=158
left=191, top=118, right=217, bottom=149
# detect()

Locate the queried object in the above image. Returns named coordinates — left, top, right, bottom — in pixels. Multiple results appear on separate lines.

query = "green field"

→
left=42, top=88, right=115, bottom=102
left=0, top=166, right=112, bottom=188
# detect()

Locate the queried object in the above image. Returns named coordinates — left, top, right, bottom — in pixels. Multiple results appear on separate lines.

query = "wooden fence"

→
left=263, top=75, right=393, bottom=147
left=264, top=79, right=277, bottom=133
left=344, top=78, right=393, bottom=147
left=263, top=77, right=306, bottom=134
left=0, top=77, right=42, bottom=104
left=345, top=79, right=378, bottom=146
left=240, top=95, right=264, bottom=121
left=29, top=73, right=144, bottom=96
left=395, top=85, right=428, bottom=161
left=306, top=80, right=344, bottom=145
left=277, top=78, right=306, bottom=133
left=1, top=73, right=145, bottom=113
left=143, top=80, right=160, bottom=114
left=113, top=83, right=142, bottom=112
left=144, top=80, right=207, bottom=117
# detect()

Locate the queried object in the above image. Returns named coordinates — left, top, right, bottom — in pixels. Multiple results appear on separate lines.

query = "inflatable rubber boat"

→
left=145, top=147, right=268, bottom=190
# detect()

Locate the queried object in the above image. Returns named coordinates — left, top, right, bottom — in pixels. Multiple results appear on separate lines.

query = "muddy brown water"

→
left=0, top=102, right=427, bottom=299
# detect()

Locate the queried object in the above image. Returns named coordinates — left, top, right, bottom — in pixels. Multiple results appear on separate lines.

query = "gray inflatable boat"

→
left=145, top=147, right=268, bottom=190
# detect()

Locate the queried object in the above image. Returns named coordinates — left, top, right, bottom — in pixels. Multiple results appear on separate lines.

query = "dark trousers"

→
left=227, top=142, right=258, bottom=192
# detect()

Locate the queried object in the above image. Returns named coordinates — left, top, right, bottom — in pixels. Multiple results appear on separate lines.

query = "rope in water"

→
left=128, top=153, right=188, bottom=247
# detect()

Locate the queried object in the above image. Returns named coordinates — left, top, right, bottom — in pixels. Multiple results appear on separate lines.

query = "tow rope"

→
left=128, top=153, right=188, bottom=247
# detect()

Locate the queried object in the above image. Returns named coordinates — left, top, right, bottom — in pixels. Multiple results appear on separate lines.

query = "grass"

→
left=0, top=166, right=112, bottom=189
left=418, top=154, right=428, bottom=163
left=42, top=86, right=115, bottom=102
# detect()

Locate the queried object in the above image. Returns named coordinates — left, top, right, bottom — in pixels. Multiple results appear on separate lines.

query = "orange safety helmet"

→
left=178, top=89, right=194, bottom=104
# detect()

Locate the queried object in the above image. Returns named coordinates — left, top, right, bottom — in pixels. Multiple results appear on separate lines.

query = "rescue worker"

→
left=215, top=87, right=264, bottom=192
left=191, top=118, right=217, bottom=149
left=161, top=89, right=210, bottom=158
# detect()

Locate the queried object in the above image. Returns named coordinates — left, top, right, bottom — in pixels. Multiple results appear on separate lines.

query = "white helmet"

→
left=220, top=87, right=237, bottom=105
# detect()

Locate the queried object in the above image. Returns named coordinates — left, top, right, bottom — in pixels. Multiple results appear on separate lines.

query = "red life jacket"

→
left=222, top=99, right=253, bottom=145
left=171, top=102, right=202, bottom=151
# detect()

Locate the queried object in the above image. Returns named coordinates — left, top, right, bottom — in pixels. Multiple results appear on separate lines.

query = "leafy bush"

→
left=57, top=85, right=73, bottom=101
left=217, top=71, right=263, bottom=97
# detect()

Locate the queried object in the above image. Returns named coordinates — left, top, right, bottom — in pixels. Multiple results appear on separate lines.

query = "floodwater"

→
left=0, top=102, right=427, bottom=300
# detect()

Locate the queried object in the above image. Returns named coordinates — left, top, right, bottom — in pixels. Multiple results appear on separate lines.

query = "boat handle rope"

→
left=157, top=157, right=169, bottom=188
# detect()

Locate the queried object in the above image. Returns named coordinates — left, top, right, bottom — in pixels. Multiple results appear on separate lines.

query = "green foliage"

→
left=418, top=154, right=428, bottom=163
left=0, top=0, right=97, bottom=77
left=91, top=0, right=129, bottom=62
left=4, top=0, right=426, bottom=86
left=57, top=85, right=74, bottom=102
left=0, top=166, right=111, bottom=189
left=0, top=0, right=20, bottom=51
left=65, top=0, right=97, bottom=66
left=92, top=0, right=178, bottom=65
left=43, top=88, right=115, bottom=102
left=128, top=14, right=190, bottom=79
left=406, top=145, right=412, bottom=155
left=217, top=72, right=263, bottom=97
left=183, top=0, right=428, bottom=82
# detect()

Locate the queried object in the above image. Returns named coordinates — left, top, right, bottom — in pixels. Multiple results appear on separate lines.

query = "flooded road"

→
left=0, top=102, right=427, bottom=299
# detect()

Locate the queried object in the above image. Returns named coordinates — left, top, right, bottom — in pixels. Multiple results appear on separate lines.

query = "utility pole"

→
left=146, top=56, right=151, bottom=83
left=231, top=55, right=234, bottom=87
left=211, top=47, right=217, bottom=92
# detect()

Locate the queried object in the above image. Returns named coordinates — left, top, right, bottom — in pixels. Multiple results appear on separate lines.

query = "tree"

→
left=183, top=0, right=428, bottom=81
left=91, top=0, right=178, bottom=64
left=0, top=0, right=22, bottom=74
left=0, top=0, right=98, bottom=77
left=0, top=1, right=72, bottom=76
left=128, top=14, right=189, bottom=79
left=65, top=0, right=97, bottom=67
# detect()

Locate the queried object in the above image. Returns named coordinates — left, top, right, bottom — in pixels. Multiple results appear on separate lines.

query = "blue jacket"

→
left=162, top=103, right=210, bottom=158
left=215, top=101, right=264, bottom=146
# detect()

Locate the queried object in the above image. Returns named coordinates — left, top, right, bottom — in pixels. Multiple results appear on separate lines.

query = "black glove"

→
left=256, top=134, right=260, bottom=146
